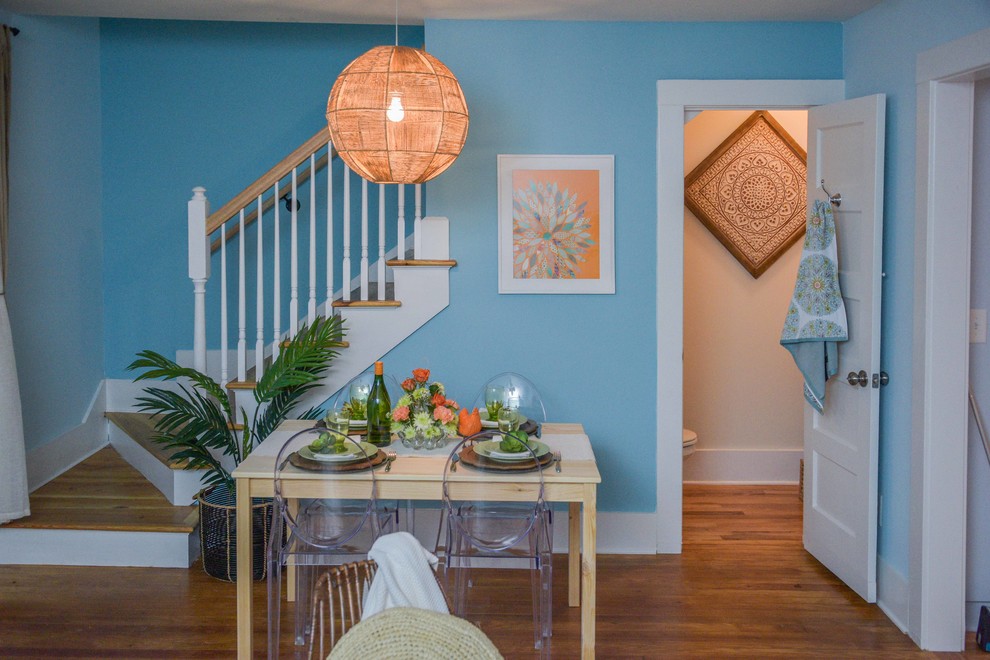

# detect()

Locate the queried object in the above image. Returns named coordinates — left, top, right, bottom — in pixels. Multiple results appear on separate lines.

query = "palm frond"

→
left=130, top=314, right=344, bottom=490
left=298, top=405, right=325, bottom=420
left=254, top=316, right=344, bottom=404
left=128, top=350, right=232, bottom=418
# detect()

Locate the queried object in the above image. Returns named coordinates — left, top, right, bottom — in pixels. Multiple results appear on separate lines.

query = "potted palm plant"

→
left=127, top=315, right=344, bottom=581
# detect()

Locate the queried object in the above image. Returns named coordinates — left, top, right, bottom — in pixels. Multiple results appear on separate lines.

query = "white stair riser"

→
left=0, top=527, right=199, bottom=568
left=108, top=422, right=209, bottom=506
left=299, top=265, right=452, bottom=410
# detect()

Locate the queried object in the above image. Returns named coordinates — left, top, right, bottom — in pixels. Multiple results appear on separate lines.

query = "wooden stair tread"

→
left=5, top=447, right=198, bottom=533
left=386, top=259, right=457, bottom=267
left=280, top=339, right=349, bottom=348
left=332, top=299, right=402, bottom=308
left=106, top=412, right=192, bottom=469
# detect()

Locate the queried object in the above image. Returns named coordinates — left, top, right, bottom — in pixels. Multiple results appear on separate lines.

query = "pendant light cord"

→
left=395, top=0, right=398, bottom=46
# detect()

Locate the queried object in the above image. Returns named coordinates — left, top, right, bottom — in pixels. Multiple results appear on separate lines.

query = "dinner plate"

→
left=473, top=439, right=549, bottom=462
left=348, top=419, right=367, bottom=428
left=478, top=410, right=528, bottom=429
left=298, top=441, right=378, bottom=463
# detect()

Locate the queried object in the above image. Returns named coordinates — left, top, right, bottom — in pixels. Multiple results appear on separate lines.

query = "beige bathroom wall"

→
left=683, top=110, right=807, bottom=465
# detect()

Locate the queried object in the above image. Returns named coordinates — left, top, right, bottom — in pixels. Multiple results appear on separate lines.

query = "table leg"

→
left=568, top=502, right=580, bottom=607
left=236, top=478, right=253, bottom=660
left=580, top=485, right=597, bottom=660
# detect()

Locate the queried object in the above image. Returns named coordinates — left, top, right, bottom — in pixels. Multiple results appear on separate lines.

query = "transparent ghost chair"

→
left=470, top=372, right=548, bottom=436
left=441, top=431, right=553, bottom=656
left=267, top=426, right=395, bottom=659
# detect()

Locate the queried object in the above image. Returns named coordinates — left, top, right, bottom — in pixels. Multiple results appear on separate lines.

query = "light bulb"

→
left=386, top=95, right=405, bottom=122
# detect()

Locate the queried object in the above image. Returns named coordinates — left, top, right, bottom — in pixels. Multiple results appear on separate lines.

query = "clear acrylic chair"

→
left=440, top=431, right=553, bottom=656
left=267, top=426, right=395, bottom=659
left=471, top=372, right=548, bottom=432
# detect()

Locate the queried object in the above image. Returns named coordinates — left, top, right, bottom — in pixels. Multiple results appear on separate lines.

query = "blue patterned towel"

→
left=780, top=200, right=848, bottom=413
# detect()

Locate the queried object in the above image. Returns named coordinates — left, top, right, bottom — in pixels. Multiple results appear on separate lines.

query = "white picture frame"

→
left=497, top=154, right=615, bottom=294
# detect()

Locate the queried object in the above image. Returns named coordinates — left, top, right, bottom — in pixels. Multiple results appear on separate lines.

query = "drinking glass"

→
left=326, top=410, right=351, bottom=436
left=498, top=407, right=520, bottom=433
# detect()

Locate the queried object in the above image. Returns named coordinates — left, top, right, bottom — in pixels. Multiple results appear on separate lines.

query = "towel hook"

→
left=820, top=179, right=842, bottom=207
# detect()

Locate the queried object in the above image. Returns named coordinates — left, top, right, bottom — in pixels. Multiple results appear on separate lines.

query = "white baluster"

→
left=308, top=153, right=317, bottom=322
left=414, top=183, right=422, bottom=259
left=360, top=178, right=369, bottom=301
left=397, top=184, right=406, bottom=261
left=272, top=182, right=281, bottom=360
left=237, top=209, right=247, bottom=383
left=325, top=142, right=334, bottom=316
left=378, top=184, right=386, bottom=301
left=255, top=194, right=264, bottom=380
left=290, top=167, right=299, bottom=335
left=188, top=187, right=210, bottom=374
left=220, top=223, right=228, bottom=387
left=342, top=166, right=351, bottom=302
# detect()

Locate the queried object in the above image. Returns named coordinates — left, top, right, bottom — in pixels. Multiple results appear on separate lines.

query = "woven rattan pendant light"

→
left=326, top=45, right=469, bottom=184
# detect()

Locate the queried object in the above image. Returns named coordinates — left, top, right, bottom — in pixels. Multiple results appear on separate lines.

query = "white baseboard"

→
left=878, top=555, right=910, bottom=633
left=683, top=448, right=802, bottom=484
left=27, top=381, right=108, bottom=491
left=0, top=526, right=199, bottom=568
left=106, top=377, right=183, bottom=413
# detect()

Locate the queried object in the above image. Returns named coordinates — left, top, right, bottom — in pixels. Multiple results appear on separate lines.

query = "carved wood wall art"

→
left=684, top=111, right=807, bottom=278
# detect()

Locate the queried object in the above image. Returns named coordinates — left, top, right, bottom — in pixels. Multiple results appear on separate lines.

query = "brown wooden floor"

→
left=4, top=447, right=197, bottom=532
left=0, top=484, right=983, bottom=658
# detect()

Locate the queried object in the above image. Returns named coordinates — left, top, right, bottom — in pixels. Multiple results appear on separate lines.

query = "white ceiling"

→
left=0, top=0, right=882, bottom=24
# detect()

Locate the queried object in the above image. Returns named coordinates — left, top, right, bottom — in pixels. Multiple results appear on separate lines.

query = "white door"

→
left=803, top=94, right=885, bottom=603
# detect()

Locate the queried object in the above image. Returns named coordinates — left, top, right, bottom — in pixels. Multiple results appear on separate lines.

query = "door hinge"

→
left=872, top=371, right=889, bottom=389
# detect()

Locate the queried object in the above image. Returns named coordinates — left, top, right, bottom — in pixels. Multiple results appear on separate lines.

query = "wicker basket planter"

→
left=198, top=484, right=272, bottom=583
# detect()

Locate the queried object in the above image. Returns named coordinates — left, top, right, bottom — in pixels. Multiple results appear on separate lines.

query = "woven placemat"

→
left=288, top=447, right=387, bottom=472
left=458, top=444, right=553, bottom=473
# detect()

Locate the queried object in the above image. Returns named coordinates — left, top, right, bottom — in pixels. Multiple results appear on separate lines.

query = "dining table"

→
left=232, top=419, right=601, bottom=659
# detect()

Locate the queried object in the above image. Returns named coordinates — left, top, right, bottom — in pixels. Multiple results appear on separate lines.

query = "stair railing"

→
left=187, top=127, right=423, bottom=385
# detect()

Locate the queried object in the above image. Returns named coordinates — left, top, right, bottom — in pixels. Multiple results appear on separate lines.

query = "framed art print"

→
left=497, top=154, right=615, bottom=294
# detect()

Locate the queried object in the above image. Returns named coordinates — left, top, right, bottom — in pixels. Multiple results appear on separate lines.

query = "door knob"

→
left=846, top=370, right=868, bottom=387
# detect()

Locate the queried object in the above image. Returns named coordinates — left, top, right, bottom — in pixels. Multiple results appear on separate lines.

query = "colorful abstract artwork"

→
left=498, top=155, right=614, bottom=294
left=684, top=111, right=807, bottom=278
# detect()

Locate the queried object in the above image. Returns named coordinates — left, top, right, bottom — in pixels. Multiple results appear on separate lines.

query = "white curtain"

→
left=0, top=24, right=29, bottom=524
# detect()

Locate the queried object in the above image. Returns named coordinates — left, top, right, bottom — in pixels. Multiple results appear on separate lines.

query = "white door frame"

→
left=655, top=80, right=845, bottom=553
left=910, top=27, right=990, bottom=652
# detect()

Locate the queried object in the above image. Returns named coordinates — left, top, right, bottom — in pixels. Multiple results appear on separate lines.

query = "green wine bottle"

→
left=366, top=361, right=392, bottom=447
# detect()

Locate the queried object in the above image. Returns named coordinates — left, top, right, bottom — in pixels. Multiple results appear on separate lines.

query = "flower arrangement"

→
left=391, top=368, right=459, bottom=447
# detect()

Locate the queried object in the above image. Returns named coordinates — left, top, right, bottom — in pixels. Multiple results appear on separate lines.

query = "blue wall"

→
left=99, top=19, right=424, bottom=378
left=378, top=20, right=842, bottom=512
left=5, top=15, right=104, bottom=451
left=843, top=0, right=990, bottom=578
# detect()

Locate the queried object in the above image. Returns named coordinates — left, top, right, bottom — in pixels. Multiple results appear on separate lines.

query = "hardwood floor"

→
left=0, top=484, right=982, bottom=658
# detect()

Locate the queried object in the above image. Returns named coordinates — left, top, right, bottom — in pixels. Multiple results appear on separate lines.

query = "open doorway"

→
left=911, top=27, right=990, bottom=650
left=682, top=109, right=807, bottom=485
left=655, top=80, right=845, bottom=554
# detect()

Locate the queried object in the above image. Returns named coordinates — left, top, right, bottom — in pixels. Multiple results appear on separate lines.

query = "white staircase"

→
left=1, top=128, right=458, bottom=569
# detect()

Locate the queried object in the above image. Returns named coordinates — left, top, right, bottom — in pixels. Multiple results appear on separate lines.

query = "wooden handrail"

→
left=209, top=151, right=331, bottom=254
left=205, top=126, right=333, bottom=235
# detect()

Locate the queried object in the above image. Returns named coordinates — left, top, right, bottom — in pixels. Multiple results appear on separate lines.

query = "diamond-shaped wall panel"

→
left=684, top=111, right=807, bottom=278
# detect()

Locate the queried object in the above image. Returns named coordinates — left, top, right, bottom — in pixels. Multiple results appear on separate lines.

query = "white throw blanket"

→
left=362, top=532, right=449, bottom=619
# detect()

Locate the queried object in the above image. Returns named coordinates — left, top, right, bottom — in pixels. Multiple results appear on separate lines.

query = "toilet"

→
left=682, top=428, right=698, bottom=458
